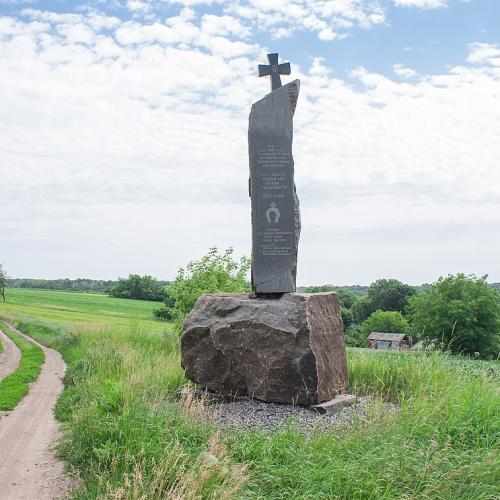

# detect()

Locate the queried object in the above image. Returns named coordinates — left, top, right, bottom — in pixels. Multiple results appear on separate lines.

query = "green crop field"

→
left=0, top=288, right=499, bottom=499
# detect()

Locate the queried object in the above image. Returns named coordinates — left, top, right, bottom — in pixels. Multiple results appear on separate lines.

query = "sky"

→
left=0, top=0, right=499, bottom=286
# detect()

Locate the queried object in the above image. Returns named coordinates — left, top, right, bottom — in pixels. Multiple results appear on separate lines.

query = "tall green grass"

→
left=1, top=289, right=499, bottom=498
left=228, top=350, right=499, bottom=498
left=0, top=322, right=45, bottom=410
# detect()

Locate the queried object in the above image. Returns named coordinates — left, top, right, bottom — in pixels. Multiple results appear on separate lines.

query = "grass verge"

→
left=11, top=316, right=500, bottom=499
left=0, top=322, right=45, bottom=410
left=1, top=288, right=498, bottom=499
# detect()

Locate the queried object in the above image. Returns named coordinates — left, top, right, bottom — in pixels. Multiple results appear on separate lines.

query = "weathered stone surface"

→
left=311, top=394, right=357, bottom=414
left=249, top=80, right=301, bottom=294
left=180, top=292, right=348, bottom=405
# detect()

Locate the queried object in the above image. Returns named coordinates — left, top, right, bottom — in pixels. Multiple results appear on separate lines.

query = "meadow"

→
left=0, top=288, right=499, bottom=499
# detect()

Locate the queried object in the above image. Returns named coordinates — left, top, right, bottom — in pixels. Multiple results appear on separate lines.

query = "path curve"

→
left=0, top=323, right=72, bottom=499
left=0, top=329, right=21, bottom=381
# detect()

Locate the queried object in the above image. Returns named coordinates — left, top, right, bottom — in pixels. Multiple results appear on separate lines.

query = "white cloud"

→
left=127, top=0, right=152, bottom=12
left=318, top=27, right=337, bottom=41
left=467, top=42, right=500, bottom=66
left=0, top=7, right=499, bottom=284
left=223, top=0, right=385, bottom=42
left=393, top=63, right=418, bottom=78
left=200, top=14, right=250, bottom=38
left=115, top=21, right=182, bottom=45
left=272, top=27, right=292, bottom=39
left=393, top=0, right=448, bottom=8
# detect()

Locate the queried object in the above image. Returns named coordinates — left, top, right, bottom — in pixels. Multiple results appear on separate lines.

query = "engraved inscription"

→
left=258, top=228, right=294, bottom=256
left=257, top=145, right=290, bottom=200
left=253, top=144, right=294, bottom=257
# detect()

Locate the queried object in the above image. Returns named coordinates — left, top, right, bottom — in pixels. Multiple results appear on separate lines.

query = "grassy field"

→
left=0, top=322, right=45, bottom=410
left=0, top=288, right=499, bottom=499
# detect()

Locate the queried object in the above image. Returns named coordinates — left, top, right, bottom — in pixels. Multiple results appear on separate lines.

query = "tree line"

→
left=7, top=278, right=116, bottom=293
left=1, top=255, right=499, bottom=358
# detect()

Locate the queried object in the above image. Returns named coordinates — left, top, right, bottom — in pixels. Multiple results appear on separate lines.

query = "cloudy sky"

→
left=1, top=0, right=499, bottom=286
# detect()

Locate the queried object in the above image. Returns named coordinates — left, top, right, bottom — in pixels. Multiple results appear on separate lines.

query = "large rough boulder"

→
left=180, top=292, right=348, bottom=405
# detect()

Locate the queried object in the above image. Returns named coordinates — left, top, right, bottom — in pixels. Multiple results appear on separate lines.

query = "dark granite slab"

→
left=248, top=80, right=301, bottom=294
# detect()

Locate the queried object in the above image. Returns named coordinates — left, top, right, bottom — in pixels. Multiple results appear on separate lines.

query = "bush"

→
left=106, top=274, right=165, bottom=301
left=154, top=288, right=176, bottom=321
left=407, top=273, right=500, bottom=358
left=344, top=324, right=367, bottom=347
left=153, top=306, right=174, bottom=321
left=360, top=310, right=410, bottom=340
left=167, top=247, right=250, bottom=330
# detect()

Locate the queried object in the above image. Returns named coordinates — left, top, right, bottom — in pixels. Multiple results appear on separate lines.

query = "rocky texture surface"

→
left=181, top=292, right=348, bottom=405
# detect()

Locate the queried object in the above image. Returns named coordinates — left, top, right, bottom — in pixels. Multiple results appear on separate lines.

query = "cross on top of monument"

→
left=258, top=53, right=291, bottom=92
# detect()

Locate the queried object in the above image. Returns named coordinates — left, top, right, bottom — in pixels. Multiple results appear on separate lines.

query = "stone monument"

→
left=249, top=53, right=300, bottom=294
left=181, top=53, right=349, bottom=406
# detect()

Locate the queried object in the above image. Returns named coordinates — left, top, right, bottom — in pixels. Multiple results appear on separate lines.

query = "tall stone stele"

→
left=249, top=53, right=300, bottom=294
left=181, top=53, right=348, bottom=405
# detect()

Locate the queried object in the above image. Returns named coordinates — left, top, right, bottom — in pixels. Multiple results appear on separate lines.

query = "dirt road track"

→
left=0, top=324, right=72, bottom=499
left=0, top=330, right=21, bottom=381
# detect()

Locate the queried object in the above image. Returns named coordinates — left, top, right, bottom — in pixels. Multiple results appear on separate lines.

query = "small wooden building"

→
left=368, top=332, right=409, bottom=351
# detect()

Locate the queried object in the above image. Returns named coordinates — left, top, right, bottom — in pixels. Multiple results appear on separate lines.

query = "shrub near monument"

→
left=165, top=247, right=250, bottom=330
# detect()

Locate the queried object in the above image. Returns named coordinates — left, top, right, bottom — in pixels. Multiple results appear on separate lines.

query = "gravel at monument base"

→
left=190, top=392, right=398, bottom=433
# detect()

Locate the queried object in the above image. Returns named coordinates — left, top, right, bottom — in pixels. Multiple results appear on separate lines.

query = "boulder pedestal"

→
left=180, top=292, right=348, bottom=405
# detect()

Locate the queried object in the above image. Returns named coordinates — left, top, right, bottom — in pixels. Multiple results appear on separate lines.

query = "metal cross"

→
left=258, top=53, right=291, bottom=92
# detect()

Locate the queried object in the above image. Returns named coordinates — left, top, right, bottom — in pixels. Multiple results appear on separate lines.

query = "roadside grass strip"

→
left=0, top=323, right=45, bottom=410
left=3, top=292, right=499, bottom=498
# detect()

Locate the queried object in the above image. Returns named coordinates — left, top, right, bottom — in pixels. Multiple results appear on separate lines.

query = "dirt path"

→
left=0, top=329, right=21, bottom=381
left=0, top=324, right=72, bottom=499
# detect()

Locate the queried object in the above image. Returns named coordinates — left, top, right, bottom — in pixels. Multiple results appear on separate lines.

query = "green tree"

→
left=107, top=274, right=165, bottom=301
left=407, top=274, right=500, bottom=358
left=367, top=279, right=416, bottom=314
left=360, top=310, right=410, bottom=339
left=167, top=247, right=250, bottom=330
left=353, top=279, right=416, bottom=323
left=341, top=307, right=354, bottom=330
left=0, top=263, right=7, bottom=302
left=344, top=324, right=367, bottom=348
left=352, top=295, right=373, bottom=324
